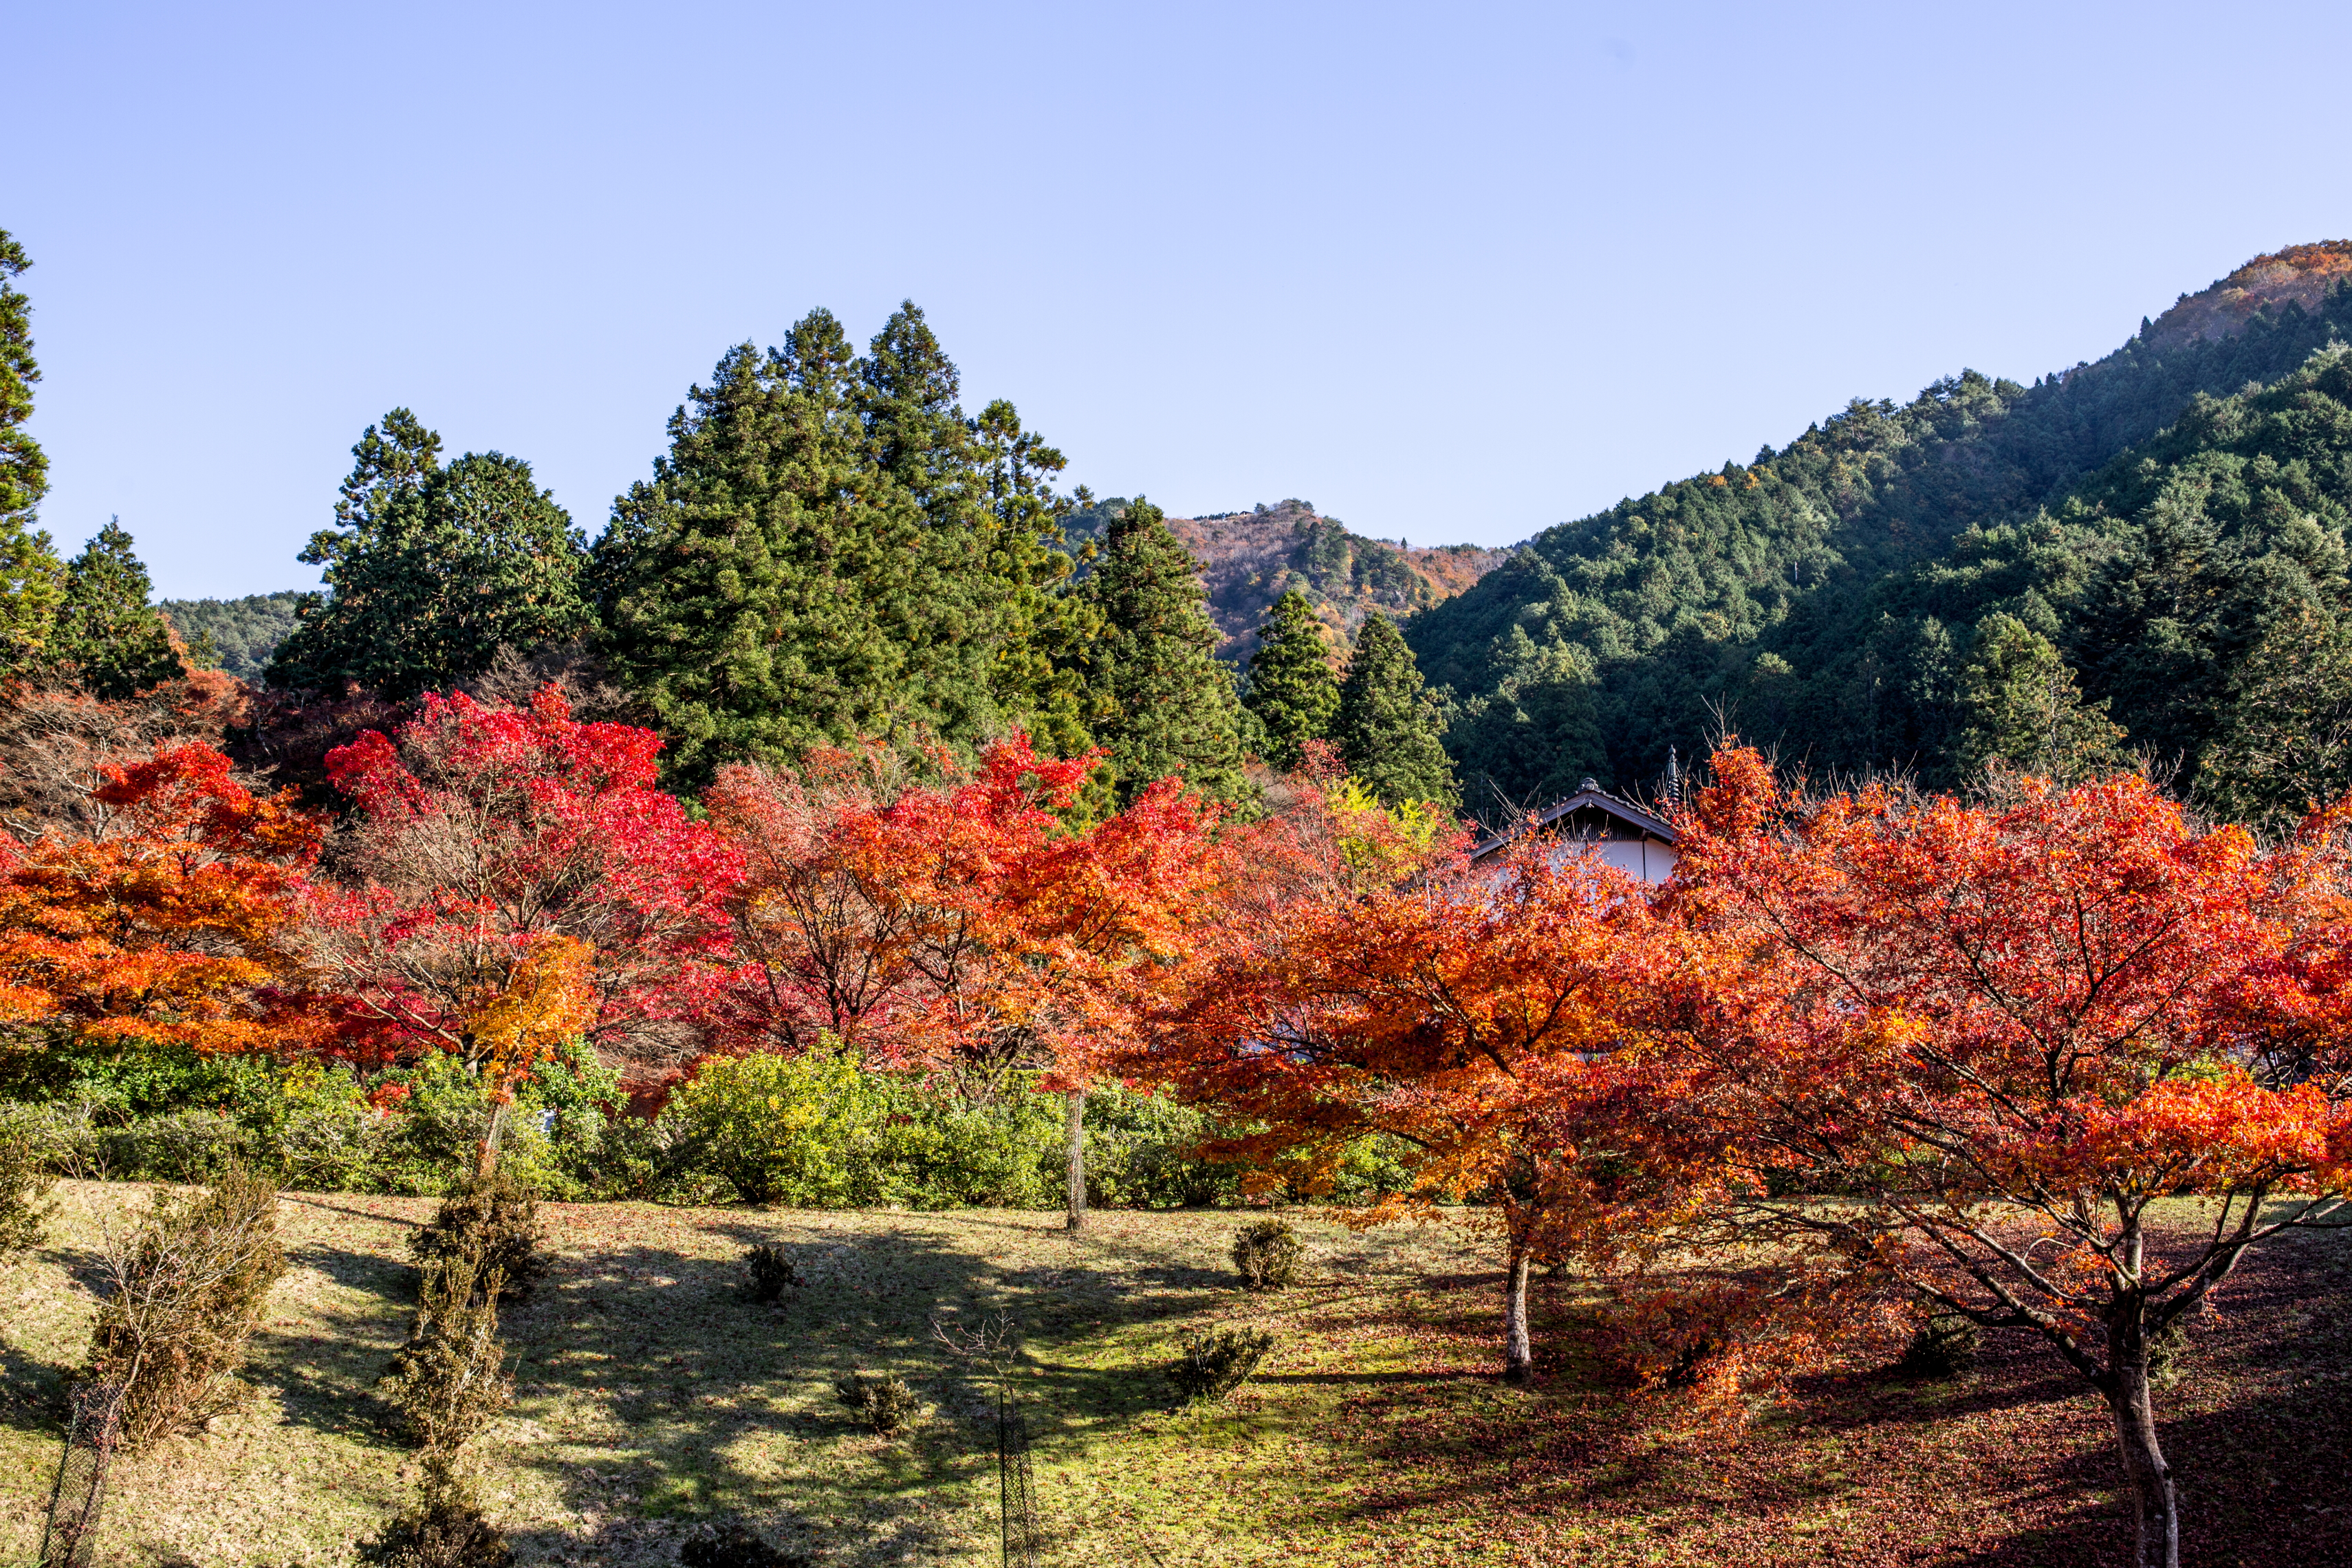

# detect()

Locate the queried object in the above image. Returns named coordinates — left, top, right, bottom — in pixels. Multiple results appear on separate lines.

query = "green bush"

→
left=834, top=1371, right=921, bottom=1433
left=0, top=1129, right=52, bottom=1258
left=0, top=1041, right=1413, bottom=1215
left=666, top=1050, right=891, bottom=1206
left=1168, top=1327, right=1275, bottom=1404
left=1232, top=1219, right=1305, bottom=1291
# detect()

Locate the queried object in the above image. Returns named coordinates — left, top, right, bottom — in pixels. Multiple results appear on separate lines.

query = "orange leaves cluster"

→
left=701, top=734, right=1226, bottom=1087
left=1146, top=814, right=1673, bottom=1234
left=0, top=742, right=323, bottom=1054
left=461, top=933, right=596, bottom=1100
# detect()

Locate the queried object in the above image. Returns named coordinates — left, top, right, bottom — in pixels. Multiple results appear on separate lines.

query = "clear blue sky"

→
left=14, top=1, right=2352, bottom=599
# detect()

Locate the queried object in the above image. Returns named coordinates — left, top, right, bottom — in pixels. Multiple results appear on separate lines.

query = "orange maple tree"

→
left=1144, top=798, right=1677, bottom=1381
left=0, top=742, right=325, bottom=1059
left=702, top=734, right=1228, bottom=1229
left=1649, top=748, right=2352, bottom=1568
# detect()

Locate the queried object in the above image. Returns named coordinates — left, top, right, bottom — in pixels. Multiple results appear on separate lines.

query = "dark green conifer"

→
left=972, top=398, right=1101, bottom=762
left=54, top=519, right=179, bottom=697
left=269, top=411, right=589, bottom=699
left=598, top=315, right=997, bottom=786
left=1074, top=499, right=1245, bottom=805
left=1333, top=613, right=1458, bottom=809
left=0, top=231, right=64, bottom=676
left=1243, top=589, right=1338, bottom=770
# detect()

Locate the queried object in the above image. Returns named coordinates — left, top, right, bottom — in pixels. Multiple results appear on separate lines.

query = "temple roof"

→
left=1469, top=778, right=1678, bottom=862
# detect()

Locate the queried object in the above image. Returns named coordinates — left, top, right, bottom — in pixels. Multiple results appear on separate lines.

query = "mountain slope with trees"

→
left=1066, top=497, right=1507, bottom=665
left=1406, top=242, right=2352, bottom=820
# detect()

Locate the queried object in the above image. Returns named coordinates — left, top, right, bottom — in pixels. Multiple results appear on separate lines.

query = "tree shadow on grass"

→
left=467, top=1211, right=1248, bottom=1564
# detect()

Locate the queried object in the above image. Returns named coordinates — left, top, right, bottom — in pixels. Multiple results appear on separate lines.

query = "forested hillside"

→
left=156, top=590, right=303, bottom=679
left=1066, top=496, right=1507, bottom=663
left=1408, top=243, right=2352, bottom=821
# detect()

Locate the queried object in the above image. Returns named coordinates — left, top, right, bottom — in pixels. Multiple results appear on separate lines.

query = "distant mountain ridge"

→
left=1065, top=497, right=1508, bottom=664
left=1404, top=241, right=2352, bottom=821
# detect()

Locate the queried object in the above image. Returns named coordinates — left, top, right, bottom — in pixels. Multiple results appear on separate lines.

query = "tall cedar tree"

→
left=1333, top=613, right=1458, bottom=809
left=1073, top=499, right=1246, bottom=807
left=0, top=232, right=65, bottom=677
left=596, top=307, right=1021, bottom=786
left=54, top=519, right=180, bottom=699
left=972, top=398, right=1102, bottom=761
left=270, top=411, right=589, bottom=700
left=1244, top=589, right=1339, bottom=770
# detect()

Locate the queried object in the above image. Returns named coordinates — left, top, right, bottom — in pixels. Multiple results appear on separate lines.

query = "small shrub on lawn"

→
left=380, top=1250, right=514, bottom=1455
left=681, top=1521, right=813, bottom=1568
left=834, top=1371, right=921, bottom=1433
left=744, top=1243, right=799, bottom=1303
left=411, top=1170, right=543, bottom=1294
left=0, top=1129, right=52, bottom=1259
left=87, top=1167, right=288, bottom=1452
left=1169, top=1327, right=1275, bottom=1404
left=359, top=1458, right=514, bottom=1568
left=1231, top=1218, right=1303, bottom=1290
left=1895, top=1311, right=1981, bottom=1379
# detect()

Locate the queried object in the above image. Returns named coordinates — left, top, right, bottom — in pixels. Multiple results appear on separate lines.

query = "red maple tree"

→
left=1139, top=789, right=1675, bottom=1380
left=311, top=684, right=738, bottom=1115
left=702, top=733, right=1228, bottom=1228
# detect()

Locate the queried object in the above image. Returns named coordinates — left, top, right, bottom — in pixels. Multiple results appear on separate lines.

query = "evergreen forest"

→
left=1411, top=246, right=2352, bottom=824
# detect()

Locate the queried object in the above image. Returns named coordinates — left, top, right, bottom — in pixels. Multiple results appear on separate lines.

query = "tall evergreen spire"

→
left=0, top=231, right=64, bottom=677
left=1333, top=613, right=1458, bottom=809
left=1243, top=589, right=1338, bottom=771
left=1074, top=499, right=1246, bottom=806
left=55, top=518, right=179, bottom=697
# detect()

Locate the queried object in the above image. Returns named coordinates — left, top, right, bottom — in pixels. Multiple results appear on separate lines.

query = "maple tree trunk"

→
left=1064, top=1088, right=1088, bottom=1232
left=2104, top=1347, right=2181, bottom=1568
left=1501, top=1240, right=1534, bottom=1382
left=475, top=1100, right=505, bottom=1180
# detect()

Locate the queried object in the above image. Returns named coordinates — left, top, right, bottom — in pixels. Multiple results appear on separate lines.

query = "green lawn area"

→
left=2, top=1183, right=2349, bottom=1567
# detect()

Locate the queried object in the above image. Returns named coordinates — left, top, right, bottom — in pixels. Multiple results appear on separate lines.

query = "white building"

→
left=1468, top=778, right=1678, bottom=884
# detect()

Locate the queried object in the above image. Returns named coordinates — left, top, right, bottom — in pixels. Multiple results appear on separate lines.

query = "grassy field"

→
left=1, top=1182, right=2349, bottom=1567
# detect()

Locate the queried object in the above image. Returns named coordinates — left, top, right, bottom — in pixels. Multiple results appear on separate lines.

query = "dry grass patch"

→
left=0, top=1186, right=2346, bottom=1566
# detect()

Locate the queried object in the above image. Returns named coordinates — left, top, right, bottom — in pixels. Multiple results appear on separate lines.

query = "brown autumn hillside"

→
left=1067, top=497, right=1510, bottom=664
left=2146, top=239, right=2352, bottom=347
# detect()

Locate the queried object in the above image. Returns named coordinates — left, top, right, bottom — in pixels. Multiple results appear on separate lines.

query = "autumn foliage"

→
left=701, top=734, right=1226, bottom=1091
left=1642, top=748, right=2352, bottom=1568
left=0, top=741, right=323, bottom=1053
left=309, top=685, right=736, bottom=1091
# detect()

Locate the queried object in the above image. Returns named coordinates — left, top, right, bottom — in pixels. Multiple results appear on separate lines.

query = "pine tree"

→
left=2195, top=601, right=2352, bottom=832
left=269, top=411, right=589, bottom=699
left=1955, top=614, right=2128, bottom=783
left=972, top=398, right=1100, bottom=761
left=54, top=519, right=180, bottom=697
left=1333, top=613, right=1459, bottom=809
left=598, top=315, right=997, bottom=786
left=1074, top=499, right=1245, bottom=806
left=0, top=231, right=65, bottom=677
left=1243, top=589, right=1338, bottom=770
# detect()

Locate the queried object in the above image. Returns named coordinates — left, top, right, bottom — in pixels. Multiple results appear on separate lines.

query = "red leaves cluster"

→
left=309, top=685, right=736, bottom=1087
